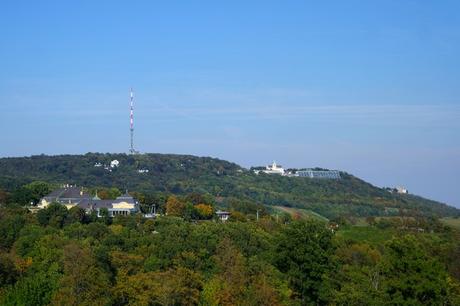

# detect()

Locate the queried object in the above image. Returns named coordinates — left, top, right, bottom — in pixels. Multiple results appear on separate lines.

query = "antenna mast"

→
left=129, top=88, right=138, bottom=154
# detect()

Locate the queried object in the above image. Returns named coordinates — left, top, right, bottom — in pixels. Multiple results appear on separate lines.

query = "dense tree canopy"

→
left=0, top=198, right=459, bottom=305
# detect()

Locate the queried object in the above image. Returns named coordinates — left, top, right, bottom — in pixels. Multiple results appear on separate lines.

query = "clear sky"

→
left=1, top=1, right=459, bottom=207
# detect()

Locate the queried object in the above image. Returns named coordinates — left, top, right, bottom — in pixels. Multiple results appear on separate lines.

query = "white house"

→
left=254, top=161, right=285, bottom=175
left=396, top=186, right=408, bottom=194
left=216, top=210, right=231, bottom=222
left=110, top=160, right=120, bottom=168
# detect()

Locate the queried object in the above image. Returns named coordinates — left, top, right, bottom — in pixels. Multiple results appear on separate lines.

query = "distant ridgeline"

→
left=0, top=153, right=458, bottom=219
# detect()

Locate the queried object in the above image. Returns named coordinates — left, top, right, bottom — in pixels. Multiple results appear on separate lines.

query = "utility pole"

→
left=256, top=209, right=260, bottom=221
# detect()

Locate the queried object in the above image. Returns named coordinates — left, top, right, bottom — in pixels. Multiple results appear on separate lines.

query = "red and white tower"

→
left=129, top=88, right=138, bottom=154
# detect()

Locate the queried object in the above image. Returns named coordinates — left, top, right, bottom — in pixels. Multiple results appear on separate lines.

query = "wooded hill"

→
left=0, top=153, right=458, bottom=218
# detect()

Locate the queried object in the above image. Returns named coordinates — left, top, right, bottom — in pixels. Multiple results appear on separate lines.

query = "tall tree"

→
left=166, top=195, right=185, bottom=217
left=50, top=243, right=111, bottom=306
left=380, top=235, right=454, bottom=305
left=273, top=220, right=335, bottom=304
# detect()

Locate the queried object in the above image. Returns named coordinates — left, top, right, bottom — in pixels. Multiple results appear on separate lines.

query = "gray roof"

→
left=77, top=199, right=114, bottom=210
left=42, top=187, right=138, bottom=212
left=113, top=192, right=136, bottom=204
left=43, top=187, right=90, bottom=201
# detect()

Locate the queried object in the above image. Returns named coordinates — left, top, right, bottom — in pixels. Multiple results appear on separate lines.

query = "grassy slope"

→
left=272, top=206, right=329, bottom=221
left=441, top=217, right=460, bottom=230
left=336, top=226, right=397, bottom=245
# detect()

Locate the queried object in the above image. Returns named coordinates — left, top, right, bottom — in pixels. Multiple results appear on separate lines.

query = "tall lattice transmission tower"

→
left=129, top=88, right=139, bottom=154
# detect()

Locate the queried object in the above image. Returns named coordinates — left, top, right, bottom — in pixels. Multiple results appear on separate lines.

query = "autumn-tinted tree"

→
left=51, top=243, right=111, bottom=306
left=194, top=203, right=213, bottom=219
left=326, top=243, right=384, bottom=305
left=113, top=268, right=202, bottom=305
left=166, top=195, right=185, bottom=217
left=96, top=187, right=121, bottom=200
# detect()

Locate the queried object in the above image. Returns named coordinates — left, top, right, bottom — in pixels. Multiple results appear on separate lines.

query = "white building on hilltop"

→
left=396, top=186, right=408, bottom=194
left=110, top=160, right=120, bottom=168
left=254, top=161, right=285, bottom=175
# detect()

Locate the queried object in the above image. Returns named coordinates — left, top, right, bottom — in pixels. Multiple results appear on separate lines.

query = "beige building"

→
left=38, top=186, right=139, bottom=217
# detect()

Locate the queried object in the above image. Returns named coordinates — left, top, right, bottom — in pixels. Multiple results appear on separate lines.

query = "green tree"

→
left=0, top=188, right=9, bottom=204
left=67, top=206, right=87, bottom=224
left=1, top=264, right=60, bottom=306
left=380, top=235, right=453, bottom=305
left=36, top=203, right=68, bottom=228
left=0, top=210, right=26, bottom=250
left=98, top=208, right=111, bottom=225
left=24, top=181, right=52, bottom=204
left=10, top=187, right=35, bottom=206
left=50, top=243, right=111, bottom=306
left=273, top=220, right=335, bottom=304
left=0, top=252, right=18, bottom=287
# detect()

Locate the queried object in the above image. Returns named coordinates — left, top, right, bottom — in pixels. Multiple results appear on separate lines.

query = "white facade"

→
left=110, top=160, right=120, bottom=168
left=254, top=161, right=285, bottom=175
left=396, top=186, right=408, bottom=194
left=216, top=210, right=230, bottom=222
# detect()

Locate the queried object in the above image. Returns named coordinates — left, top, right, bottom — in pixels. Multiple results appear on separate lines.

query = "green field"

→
left=336, top=225, right=397, bottom=245
left=273, top=205, right=329, bottom=221
left=441, top=217, right=460, bottom=230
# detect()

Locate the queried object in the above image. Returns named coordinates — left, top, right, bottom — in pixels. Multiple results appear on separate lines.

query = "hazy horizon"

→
left=1, top=1, right=459, bottom=208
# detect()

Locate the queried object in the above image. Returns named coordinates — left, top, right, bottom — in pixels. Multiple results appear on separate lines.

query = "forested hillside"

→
left=0, top=153, right=458, bottom=218
left=1, top=153, right=460, bottom=305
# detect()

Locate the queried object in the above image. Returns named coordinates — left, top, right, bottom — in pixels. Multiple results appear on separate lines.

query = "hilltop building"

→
left=254, top=161, right=285, bottom=175
left=110, top=160, right=120, bottom=168
left=38, top=186, right=139, bottom=217
left=384, top=186, right=409, bottom=194
left=253, top=161, right=341, bottom=179
left=297, top=170, right=341, bottom=179
left=396, top=186, right=409, bottom=194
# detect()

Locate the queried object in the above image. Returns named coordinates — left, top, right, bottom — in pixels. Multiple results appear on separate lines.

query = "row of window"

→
left=297, top=171, right=341, bottom=179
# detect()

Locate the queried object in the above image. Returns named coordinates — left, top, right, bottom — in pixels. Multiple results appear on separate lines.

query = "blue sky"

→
left=1, top=1, right=459, bottom=207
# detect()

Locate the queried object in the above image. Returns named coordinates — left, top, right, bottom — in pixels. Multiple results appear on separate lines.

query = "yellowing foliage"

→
left=194, top=203, right=213, bottom=219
